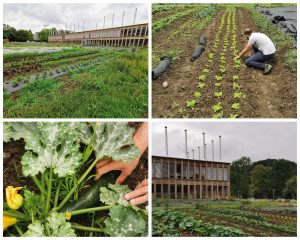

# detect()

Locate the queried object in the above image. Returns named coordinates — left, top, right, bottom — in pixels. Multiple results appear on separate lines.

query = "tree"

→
left=283, top=175, right=297, bottom=199
left=3, top=24, right=33, bottom=42
left=38, top=28, right=57, bottom=42
left=3, top=24, right=17, bottom=41
left=250, top=165, right=272, bottom=198
left=230, top=156, right=252, bottom=198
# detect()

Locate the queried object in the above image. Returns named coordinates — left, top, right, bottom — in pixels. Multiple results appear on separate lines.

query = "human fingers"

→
left=135, top=179, right=148, bottom=190
left=115, top=171, right=130, bottom=185
left=129, top=193, right=148, bottom=206
left=95, top=159, right=111, bottom=169
left=94, top=161, right=124, bottom=181
left=124, top=185, right=148, bottom=201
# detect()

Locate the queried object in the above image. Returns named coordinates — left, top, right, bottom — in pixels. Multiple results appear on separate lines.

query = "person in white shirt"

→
left=237, top=28, right=276, bottom=75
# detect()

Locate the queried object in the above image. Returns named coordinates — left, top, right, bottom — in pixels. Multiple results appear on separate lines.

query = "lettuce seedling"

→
left=214, top=92, right=222, bottom=98
left=233, top=82, right=240, bottom=90
left=232, top=75, right=239, bottom=81
left=214, top=83, right=221, bottom=88
left=212, top=103, right=223, bottom=112
left=215, top=76, right=223, bottom=81
left=234, top=92, right=243, bottom=99
left=194, top=92, right=202, bottom=98
left=198, top=75, right=206, bottom=81
left=231, top=103, right=240, bottom=110
left=186, top=100, right=196, bottom=108
left=198, top=83, right=206, bottom=89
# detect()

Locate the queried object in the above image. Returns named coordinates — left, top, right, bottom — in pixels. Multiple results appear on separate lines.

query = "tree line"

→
left=230, top=156, right=296, bottom=199
left=3, top=24, right=58, bottom=42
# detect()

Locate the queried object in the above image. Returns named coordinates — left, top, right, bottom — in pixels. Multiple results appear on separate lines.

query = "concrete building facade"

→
left=48, top=23, right=148, bottom=47
left=152, top=156, right=231, bottom=200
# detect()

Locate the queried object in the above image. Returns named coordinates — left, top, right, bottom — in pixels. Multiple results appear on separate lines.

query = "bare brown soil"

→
left=152, top=8, right=296, bottom=118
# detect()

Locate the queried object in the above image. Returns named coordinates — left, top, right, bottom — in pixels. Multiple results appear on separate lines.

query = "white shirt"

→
left=248, top=32, right=276, bottom=55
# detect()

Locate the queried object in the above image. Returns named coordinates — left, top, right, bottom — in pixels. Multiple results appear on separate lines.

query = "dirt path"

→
left=152, top=7, right=296, bottom=118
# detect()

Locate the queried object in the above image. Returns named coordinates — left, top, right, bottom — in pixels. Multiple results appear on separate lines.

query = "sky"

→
left=152, top=122, right=297, bottom=163
left=4, top=3, right=148, bottom=33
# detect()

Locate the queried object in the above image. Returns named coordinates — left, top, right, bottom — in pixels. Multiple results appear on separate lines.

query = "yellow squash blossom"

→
left=6, top=186, right=23, bottom=210
left=3, top=215, right=17, bottom=230
left=66, top=212, right=71, bottom=221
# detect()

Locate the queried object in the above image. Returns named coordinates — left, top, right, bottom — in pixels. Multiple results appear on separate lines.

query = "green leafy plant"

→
left=214, top=92, right=222, bottom=98
left=202, top=68, right=210, bottom=73
left=214, top=83, right=221, bottom=88
left=198, top=75, right=206, bottom=81
left=229, top=114, right=238, bottom=118
left=234, top=92, right=243, bottom=99
left=212, top=111, right=224, bottom=118
left=198, top=83, right=206, bottom=89
left=215, top=76, right=223, bottom=81
left=212, top=103, right=223, bottom=112
left=233, top=82, right=240, bottom=90
left=194, top=92, right=202, bottom=98
left=231, top=103, right=240, bottom=110
left=186, top=100, right=196, bottom=108
left=232, top=75, right=239, bottom=80
left=3, top=122, right=147, bottom=237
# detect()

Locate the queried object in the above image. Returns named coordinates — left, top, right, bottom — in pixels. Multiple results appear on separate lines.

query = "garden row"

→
left=186, top=6, right=243, bottom=118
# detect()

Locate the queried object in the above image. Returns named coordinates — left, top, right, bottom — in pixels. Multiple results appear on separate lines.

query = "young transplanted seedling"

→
left=198, top=83, right=206, bottom=89
left=194, top=92, right=202, bottom=98
left=212, top=103, right=223, bottom=112
left=215, top=76, right=223, bottom=81
left=202, top=68, right=210, bottom=73
left=234, top=92, right=243, bottom=99
left=214, top=92, right=222, bottom=98
left=212, top=111, right=224, bottom=119
left=232, top=75, right=239, bottom=81
left=214, top=83, right=221, bottom=88
left=231, top=103, right=240, bottom=110
left=186, top=100, right=196, bottom=109
left=229, top=113, right=238, bottom=118
left=198, top=75, right=206, bottom=81
left=233, top=82, right=240, bottom=90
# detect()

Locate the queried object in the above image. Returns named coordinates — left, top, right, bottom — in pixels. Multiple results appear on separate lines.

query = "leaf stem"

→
left=56, top=158, right=98, bottom=211
left=71, top=224, right=105, bottom=233
left=32, top=176, right=47, bottom=195
left=54, top=180, right=61, bottom=208
left=3, top=210, right=27, bottom=220
left=14, top=225, right=24, bottom=236
left=69, top=206, right=111, bottom=216
left=45, top=168, right=53, bottom=213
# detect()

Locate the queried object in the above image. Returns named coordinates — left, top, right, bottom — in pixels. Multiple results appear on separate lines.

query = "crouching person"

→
left=237, top=28, right=276, bottom=75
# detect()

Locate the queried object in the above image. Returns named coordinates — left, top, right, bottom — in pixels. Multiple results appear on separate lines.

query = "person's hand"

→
left=94, top=158, right=139, bottom=184
left=235, top=55, right=240, bottom=59
left=124, top=179, right=148, bottom=205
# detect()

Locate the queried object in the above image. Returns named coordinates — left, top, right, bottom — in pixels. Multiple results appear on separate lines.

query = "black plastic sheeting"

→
left=191, top=45, right=205, bottom=61
left=199, top=36, right=207, bottom=46
left=258, top=6, right=297, bottom=41
left=152, top=56, right=172, bottom=80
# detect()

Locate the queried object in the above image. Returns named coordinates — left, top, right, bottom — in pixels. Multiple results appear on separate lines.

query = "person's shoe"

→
left=263, top=64, right=272, bottom=75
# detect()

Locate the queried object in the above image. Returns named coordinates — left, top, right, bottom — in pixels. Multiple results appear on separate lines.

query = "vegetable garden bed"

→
left=3, top=122, right=148, bottom=237
left=152, top=4, right=296, bottom=118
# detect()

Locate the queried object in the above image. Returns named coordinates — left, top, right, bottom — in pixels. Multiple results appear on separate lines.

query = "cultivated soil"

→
left=152, top=7, right=296, bottom=118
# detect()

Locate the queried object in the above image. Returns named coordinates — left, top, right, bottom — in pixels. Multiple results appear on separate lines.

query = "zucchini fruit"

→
left=61, top=172, right=117, bottom=212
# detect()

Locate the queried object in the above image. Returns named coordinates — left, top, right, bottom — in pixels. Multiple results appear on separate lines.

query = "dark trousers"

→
left=245, top=47, right=274, bottom=70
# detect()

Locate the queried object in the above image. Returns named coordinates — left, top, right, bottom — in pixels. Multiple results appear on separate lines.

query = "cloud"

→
left=152, top=122, right=297, bottom=163
left=4, top=3, right=148, bottom=32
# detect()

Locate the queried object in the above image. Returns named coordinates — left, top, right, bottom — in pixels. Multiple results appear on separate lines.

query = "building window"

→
left=163, top=162, right=168, bottom=178
left=218, top=168, right=223, bottom=180
left=212, top=167, right=217, bottom=180
left=170, top=163, right=175, bottom=179
left=156, top=184, right=161, bottom=198
left=195, top=165, right=200, bottom=179
left=177, top=185, right=181, bottom=194
left=176, top=163, right=181, bottom=179
left=153, top=162, right=161, bottom=178
left=189, top=164, right=194, bottom=179
left=183, top=164, right=188, bottom=179
left=224, top=168, right=228, bottom=181
left=201, top=167, right=206, bottom=180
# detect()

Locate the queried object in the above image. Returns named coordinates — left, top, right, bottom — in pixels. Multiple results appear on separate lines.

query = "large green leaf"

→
left=4, top=122, right=82, bottom=177
left=104, top=205, right=146, bottom=237
left=91, top=122, right=140, bottom=163
left=100, top=183, right=131, bottom=206
left=23, top=212, right=76, bottom=237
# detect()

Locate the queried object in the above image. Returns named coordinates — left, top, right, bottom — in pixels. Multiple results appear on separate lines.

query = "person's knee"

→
left=245, top=58, right=252, bottom=67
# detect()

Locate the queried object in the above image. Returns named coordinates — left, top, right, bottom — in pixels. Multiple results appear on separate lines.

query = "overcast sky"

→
left=152, top=122, right=297, bottom=163
left=4, top=4, right=148, bottom=33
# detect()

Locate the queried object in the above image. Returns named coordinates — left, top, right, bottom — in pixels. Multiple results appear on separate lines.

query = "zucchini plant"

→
left=3, top=122, right=147, bottom=237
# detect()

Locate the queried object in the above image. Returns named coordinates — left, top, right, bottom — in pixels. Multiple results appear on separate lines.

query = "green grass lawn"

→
left=4, top=49, right=148, bottom=118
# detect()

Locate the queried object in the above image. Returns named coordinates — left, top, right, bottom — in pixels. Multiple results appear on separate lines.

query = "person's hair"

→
left=244, top=28, right=252, bottom=35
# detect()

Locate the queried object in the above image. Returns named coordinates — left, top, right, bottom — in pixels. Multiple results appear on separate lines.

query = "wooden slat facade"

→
left=48, top=23, right=148, bottom=47
left=152, top=156, right=231, bottom=200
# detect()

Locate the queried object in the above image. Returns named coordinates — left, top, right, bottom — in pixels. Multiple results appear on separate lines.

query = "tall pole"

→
left=65, top=22, right=67, bottom=31
left=96, top=23, right=97, bottom=30
left=184, top=130, right=188, bottom=159
left=192, top=149, right=194, bottom=160
left=133, top=8, right=137, bottom=24
left=82, top=20, right=84, bottom=31
left=219, top=135, right=222, bottom=161
left=74, top=24, right=75, bottom=32
left=103, top=16, right=105, bottom=29
left=202, top=132, right=206, bottom=160
left=204, top=144, right=207, bottom=160
left=111, top=13, right=114, bottom=27
left=187, top=151, right=189, bottom=160
left=121, top=11, right=125, bottom=26
left=198, top=146, right=200, bottom=160
left=212, top=140, right=214, bottom=161
left=78, top=22, right=79, bottom=32
left=165, top=126, right=168, bottom=157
